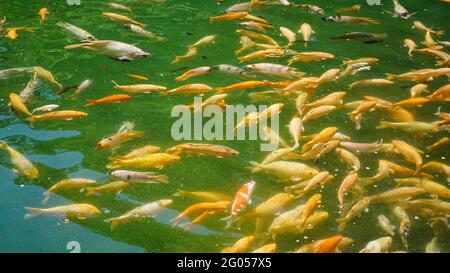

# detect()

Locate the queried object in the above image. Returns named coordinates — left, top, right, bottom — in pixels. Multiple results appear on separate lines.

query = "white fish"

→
left=32, top=104, right=59, bottom=113
left=69, top=79, right=93, bottom=99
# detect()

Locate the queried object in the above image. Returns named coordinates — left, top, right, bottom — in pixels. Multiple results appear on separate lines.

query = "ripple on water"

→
left=0, top=123, right=80, bottom=141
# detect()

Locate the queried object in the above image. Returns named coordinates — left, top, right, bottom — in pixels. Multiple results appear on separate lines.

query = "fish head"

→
left=159, top=199, right=173, bottom=207
left=124, top=24, right=131, bottom=30
left=133, top=50, right=151, bottom=58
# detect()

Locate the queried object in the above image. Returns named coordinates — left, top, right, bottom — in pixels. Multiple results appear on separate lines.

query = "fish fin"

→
left=41, top=192, right=51, bottom=204
left=26, top=116, right=37, bottom=126
left=249, top=161, right=262, bottom=173
left=106, top=162, right=121, bottom=169
left=173, top=189, right=186, bottom=197
left=335, top=217, right=347, bottom=232
left=0, top=140, right=8, bottom=149
left=385, top=73, right=395, bottom=81
left=24, top=207, right=41, bottom=220
left=111, top=80, right=120, bottom=88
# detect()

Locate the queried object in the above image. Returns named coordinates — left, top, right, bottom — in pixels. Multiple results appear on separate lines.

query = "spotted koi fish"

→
left=222, top=181, right=256, bottom=227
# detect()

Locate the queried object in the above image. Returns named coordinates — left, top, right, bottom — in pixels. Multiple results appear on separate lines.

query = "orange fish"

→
left=216, top=81, right=269, bottom=93
left=39, top=8, right=49, bottom=22
left=298, top=193, right=322, bottom=233
left=128, top=74, right=148, bottom=81
left=85, top=94, right=131, bottom=106
left=210, top=12, right=248, bottom=23
left=222, top=181, right=256, bottom=226
left=313, top=235, right=344, bottom=253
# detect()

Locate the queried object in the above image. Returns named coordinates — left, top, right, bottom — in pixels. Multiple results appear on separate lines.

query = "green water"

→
left=0, top=0, right=449, bottom=253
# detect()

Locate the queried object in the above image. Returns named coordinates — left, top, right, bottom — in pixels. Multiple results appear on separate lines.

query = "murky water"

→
left=0, top=0, right=449, bottom=253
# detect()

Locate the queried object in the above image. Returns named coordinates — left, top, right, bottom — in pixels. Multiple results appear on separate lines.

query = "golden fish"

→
left=370, top=187, right=426, bottom=203
left=111, top=145, right=161, bottom=160
left=86, top=181, right=130, bottom=196
left=221, top=236, right=255, bottom=253
left=112, top=81, right=167, bottom=93
left=174, top=190, right=233, bottom=203
left=166, top=143, right=239, bottom=157
left=43, top=178, right=96, bottom=203
left=9, top=93, right=33, bottom=116
left=34, top=66, right=62, bottom=88
left=395, top=178, right=450, bottom=198
left=162, top=83, right=212, bottom=95
left=96, top=131, right=144, bottom=150
left=250, top=160, right=318, bottom=182
left=24, top=204, right=101, bottom=220
left=0, top=140, right=38, bottom=179
left=102, top=12, right=145, bottom=26
left=107, top=153, right=180, bottom=169
left=176, top=66, right=212, bottom=81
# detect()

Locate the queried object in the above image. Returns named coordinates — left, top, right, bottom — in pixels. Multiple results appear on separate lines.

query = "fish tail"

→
left=336, top=217, right=347, bottom=232
left=154, top=174, right=169, bottom=184
left=64, top=43, right=87, bottom=50
left=26, top=116, right=38, bottom=126
left=84, top=100, right=96, bottom=107
left=41, top=191, right=51, bottom=204
left=24, top=207, right=41, bottom=220
left=105, top=218, right=120, bottom=230
left=173, top=189, right=187, bottom=197
left=0, top=140, right=8, bottom=149
left=435, top=31, right=445, bottom=36
left=128, top=131, right=145, bottom=138
left=249, top=161, right=263, bottom=173
left=111, top=80, right=119, bottom=88
left=385, top=73, right=395, bottom=81
left=107, top=156, right=123, bottom=161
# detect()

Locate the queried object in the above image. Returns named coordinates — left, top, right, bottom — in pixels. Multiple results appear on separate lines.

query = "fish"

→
left=349, top=79, right=394, bottom=89
left=294, top=4, right=324, bottom=15
left=412, top=21, right=444, bottom=36
left=362, top=160, right=390, bottom=185
left=108, top=3, right=132, bottom=12
left=128, top=74, right=148, bottom=81
left=5, top=27, right=33, bottom=40
left=238, top=193, right=294, bottom=223
left=221, top=236, right=255, bottom=253
left=298, top=23, right=314, bottom=46
left=337, top=172, right=358, bottom=205
left=291, top=172, right=333, bottom=197
left=69, top=79, right=93, bottom=99
left=301, top=127, right=337, bottom=153
left=421, top=161, right=450, bottom=181
left=166, top=143, right=239, bottom=157
left=65, top=40, right=150, bottom=61
left=172, top=47, right=198, bottom=64
left=395, top=178, right=450, bottom=198
left=392, top=0, right=414, bottom=19
left=340, top=140, right=382, bottom=153
left=304, top=92, right=346, bottom=109
left=96, top=131, right=144, bottom=150
left=117, top=121, right=135, bottom=134
left=222, top=181, right=256, bottom=227
left=410, top=83, right=428, bottom=98
left=85, top=94, right=132, bottom=106
left=359, top=237, right=392, bottom=253
left=400, top=199, right=450, bottom=214
left=370, top=187, right=426, bottom=203
left=269, top=206, right=328, bottom=237
left=31, top=104, right=59, bottom=113
left=391, top=140, right=423, bottom=171
left=238, top=48, right=284, bottom=63
left=19, top=77, right=40, bottom=104
left=33, top=66, right=62, bottom=88
left=251, top=244, right=277, bottom=253
left=27, top=110, right=88, bottom=124
left=107, top=153, right=180, bottom=169
left=171, top=200, right=230, bottom=227
left=301, top=106, right=336, bottom=123
left=236, top=29, right=279, bottom=46
left=42, top=178, right=96, bottom=203
left=112, top=80, right=166, bottom=93
left=85, top=181, right=130, bottom=196
left=210, top=12, right=249, bottom=23
left=38, top=8, right=49, bottom=22
left=279, top=27, right=297, bottom=48
left=376, top=121, right=440, bottom=135
left=239, top=21, right=273, bottom=32
left=161, top=83, right=212, bottom=96
left=392, top=205, right=410, bottom=250
left=336, top=197, right=372, bottom=231
left=336, top=148, right=360, bottom=171
left=111, top=145, right=161, bottom=160
left=212, top=64, right=246, bottom=77
left=250, top=161, right=318, bottom=182
left=386, top=68, right=450, bottom=82
left=288, top=117, right=302, bottom=149
left=322, top=15, right=379, bottom=25
left=335, top=5, right=361, bottom=14
left=102, top=12, right=145, bottom=26
left=124, top=24, right=163, bottom=41
left=57, top=21, right=96, bottom=41
left=109, top=170, right=168, bottom=184
left=378, top=215, right=396, bottom=236
left=288, top=51, right=335, bottom=65
left=297, top=194, right=322, bottom=233
left=9, top=93, right=33, bottom=116
left=0, top=140, right=38, bottom=179
left=428, top=84, right=450, bottom=101
left=24, top=204, right=101, bottom=220
left=295, top=236, right=351, bottom=253
left=174, top=190, right=233, bottom=203
left=105, top=200, right=172, bottom=230
left=176, top=66, right=212, bottom=81
left=244, top=63, right=304, bottom=79
left=188, top=35, right=217, bottom=49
